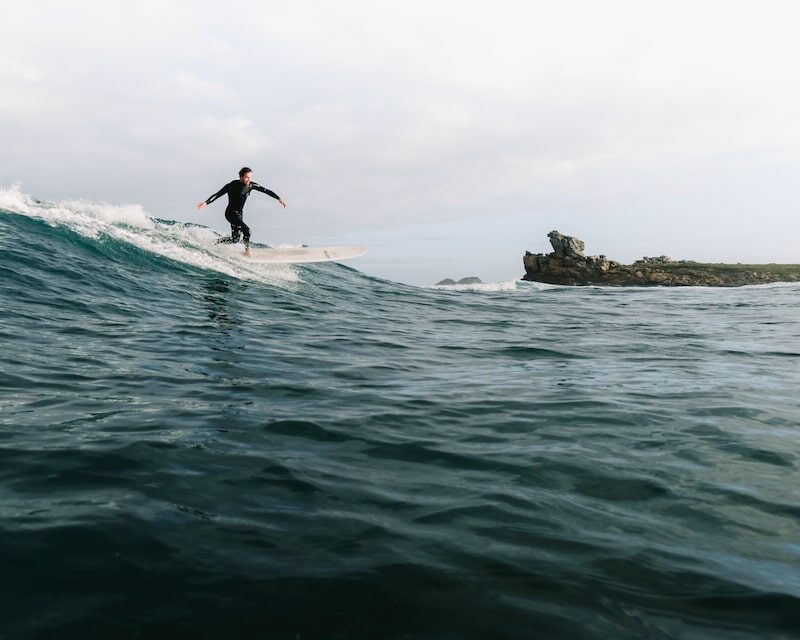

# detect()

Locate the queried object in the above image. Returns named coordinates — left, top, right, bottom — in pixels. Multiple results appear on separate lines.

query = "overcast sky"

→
left=3, top=1, right=800, bottom=284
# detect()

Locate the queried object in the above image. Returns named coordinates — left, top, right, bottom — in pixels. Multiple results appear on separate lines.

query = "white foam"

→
left=0, top=183, right=36, bottom=213
left=0, top=184, right=299, bottom=285
left=737, top=280, right=800, bottom=290
left=432, top=279, right=525, bottom=293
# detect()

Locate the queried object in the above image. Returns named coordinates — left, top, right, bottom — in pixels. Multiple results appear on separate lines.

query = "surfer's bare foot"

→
left=243, top=248, right=252, bottom=257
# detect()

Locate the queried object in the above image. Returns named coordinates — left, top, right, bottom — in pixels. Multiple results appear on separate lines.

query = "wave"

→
left=0, top=184, right=299, bottom=285
left=430, top=279, right=557, bottom=293
left=431, top=280, right=521, bottom=293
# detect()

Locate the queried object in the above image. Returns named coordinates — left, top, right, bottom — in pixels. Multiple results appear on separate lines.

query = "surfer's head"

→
left=239, top=167, right=253, bottom=184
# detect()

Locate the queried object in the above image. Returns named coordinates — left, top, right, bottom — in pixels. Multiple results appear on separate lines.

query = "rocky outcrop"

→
left=547, top=230, right=586, bottom=259
left=436, top=276, right=484, bottom=286
left=523, top=231, right=800, bottom=287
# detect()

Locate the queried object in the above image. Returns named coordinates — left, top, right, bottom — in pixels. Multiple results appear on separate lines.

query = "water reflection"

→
left=203, top=278, right=241, bottom=332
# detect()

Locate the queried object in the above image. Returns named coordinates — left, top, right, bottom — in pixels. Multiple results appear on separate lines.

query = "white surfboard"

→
left=244, top=245, right=367, bottom=264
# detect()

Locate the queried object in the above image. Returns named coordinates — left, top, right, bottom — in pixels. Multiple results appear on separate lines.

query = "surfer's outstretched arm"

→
left=251, top=183, right=287, bottom=208
left=197, top=184, right=228, bottom=210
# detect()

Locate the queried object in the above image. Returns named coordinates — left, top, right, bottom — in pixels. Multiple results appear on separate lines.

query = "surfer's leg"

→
left=222, top=209, right=243, bottom=244
left=215, top=226, right=238, bottom=244
left=240, top=221, right=251, bottom=250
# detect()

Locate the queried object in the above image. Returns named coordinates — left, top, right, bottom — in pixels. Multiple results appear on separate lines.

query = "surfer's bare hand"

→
left=279, top=198, right=287, bottom=208
left=196, top=201, right=206, bottom=210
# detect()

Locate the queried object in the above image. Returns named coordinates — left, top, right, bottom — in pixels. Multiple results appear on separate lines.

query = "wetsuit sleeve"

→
left=205, top=184, right=228, bottom=205
left=251, top=182, right=281, bottom=200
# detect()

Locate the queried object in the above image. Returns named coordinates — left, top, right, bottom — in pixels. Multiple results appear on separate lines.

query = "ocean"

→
left=1, top=185, right=799, bottom=639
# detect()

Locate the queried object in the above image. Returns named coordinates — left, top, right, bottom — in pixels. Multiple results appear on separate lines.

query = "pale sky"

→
left=3, top=1, right=800, bottom=284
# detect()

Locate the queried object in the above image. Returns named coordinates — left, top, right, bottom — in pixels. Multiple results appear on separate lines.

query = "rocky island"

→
left=523, top=231, right=800, bottom=287
left=436, top=277, right=483, bottom=286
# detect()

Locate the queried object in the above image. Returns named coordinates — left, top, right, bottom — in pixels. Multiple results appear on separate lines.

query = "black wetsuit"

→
left=205, top=180, right=281, bottom=248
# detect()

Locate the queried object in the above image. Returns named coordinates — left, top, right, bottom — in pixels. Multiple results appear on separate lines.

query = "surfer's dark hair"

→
left=239, top=167, right=253, bottom=177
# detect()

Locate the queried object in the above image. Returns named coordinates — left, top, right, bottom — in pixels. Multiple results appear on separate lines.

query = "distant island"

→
left=436, top=276, right=483, bottom=286
left=523, top=231, right=800, bottom=287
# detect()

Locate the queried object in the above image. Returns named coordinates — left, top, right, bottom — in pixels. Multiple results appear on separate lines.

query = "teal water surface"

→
left=1, top=192, right=799, bottom=639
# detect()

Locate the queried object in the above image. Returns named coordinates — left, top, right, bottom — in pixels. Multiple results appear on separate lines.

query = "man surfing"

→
left=197, top=167, right=286, bottom=256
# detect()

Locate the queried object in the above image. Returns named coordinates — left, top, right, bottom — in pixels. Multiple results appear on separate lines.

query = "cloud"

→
left=0, top=56, right=46, bottom=83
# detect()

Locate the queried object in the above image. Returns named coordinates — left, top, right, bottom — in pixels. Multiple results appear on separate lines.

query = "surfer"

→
left=197, top=167, right=286, bottom=256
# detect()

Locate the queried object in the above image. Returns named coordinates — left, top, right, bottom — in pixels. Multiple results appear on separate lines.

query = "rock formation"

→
left=435, top=276, right=484, bottom=286
left=522, top=231, right=800, bottom=287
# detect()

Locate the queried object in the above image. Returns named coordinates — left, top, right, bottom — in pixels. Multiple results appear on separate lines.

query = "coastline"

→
left=523, top=231, right=800, bottom=287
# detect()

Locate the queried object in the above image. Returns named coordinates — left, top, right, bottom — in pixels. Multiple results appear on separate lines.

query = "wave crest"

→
left=0, top=184, right=298, bottom=284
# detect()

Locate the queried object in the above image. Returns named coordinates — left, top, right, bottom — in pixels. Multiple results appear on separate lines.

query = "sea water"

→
left=1, top=185, right=799, bottom=639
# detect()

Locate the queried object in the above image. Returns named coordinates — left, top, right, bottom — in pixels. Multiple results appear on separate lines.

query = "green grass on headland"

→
left=660, top=262, right=800, bottom=276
